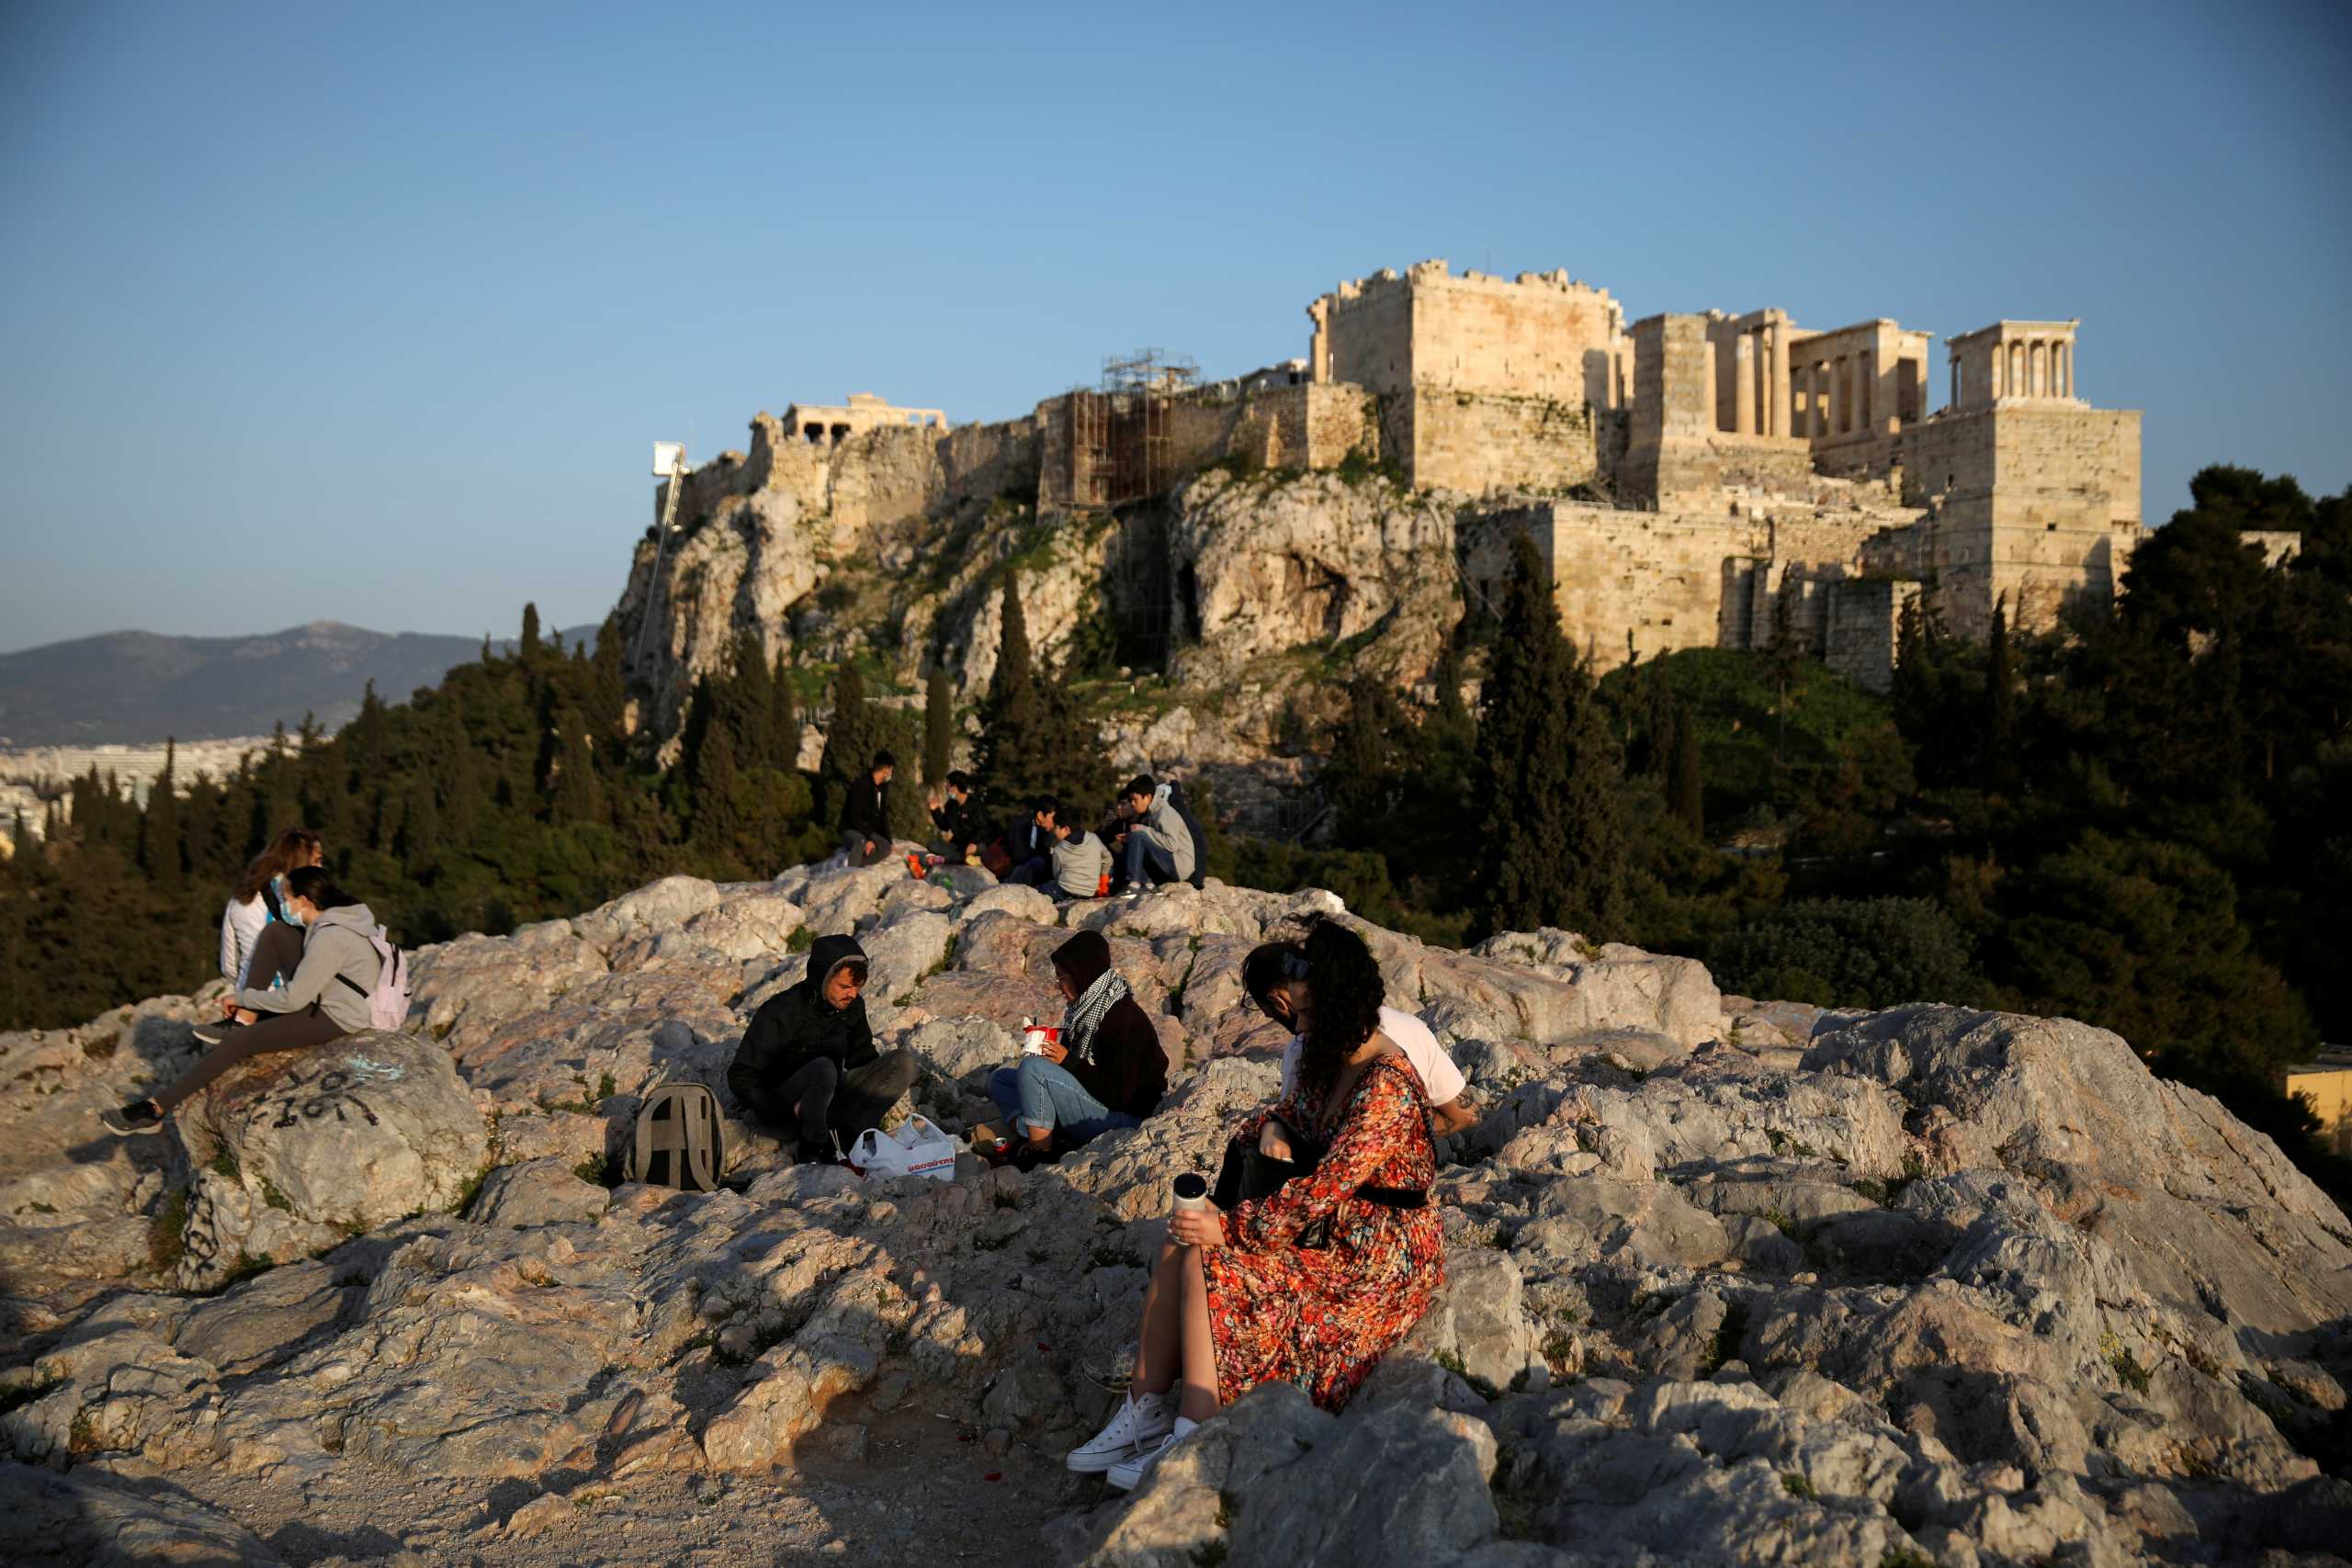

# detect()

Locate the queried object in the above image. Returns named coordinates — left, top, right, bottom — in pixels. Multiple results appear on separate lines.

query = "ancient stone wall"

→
left=1823, top=578, right=1919, bottom=693
left=1412, top=389, right=1598, bottom=495
left=1897, top=404, right=2142, bottom=637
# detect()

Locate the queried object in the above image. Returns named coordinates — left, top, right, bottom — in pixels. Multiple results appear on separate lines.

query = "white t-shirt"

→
left=1278, top=1004, right=1466, bottom=1107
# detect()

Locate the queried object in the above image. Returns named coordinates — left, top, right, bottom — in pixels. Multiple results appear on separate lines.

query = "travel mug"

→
left=1171, top=1172, right=1211, bottom=1214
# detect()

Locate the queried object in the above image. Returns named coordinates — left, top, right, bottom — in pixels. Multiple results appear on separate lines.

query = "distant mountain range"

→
left=0, top=620, right=599, bottom=747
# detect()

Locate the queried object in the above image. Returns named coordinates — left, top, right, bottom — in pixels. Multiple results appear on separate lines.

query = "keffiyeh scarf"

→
left=1060, top=965, right=1131, bottom=1065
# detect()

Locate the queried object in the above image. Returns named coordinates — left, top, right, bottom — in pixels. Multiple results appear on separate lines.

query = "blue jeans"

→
left=1006, top=856, right=1052, bottom=886
left=1123, top=832, right=1180, bottom=887
left=989, top=1058, right=1140, bottom=1144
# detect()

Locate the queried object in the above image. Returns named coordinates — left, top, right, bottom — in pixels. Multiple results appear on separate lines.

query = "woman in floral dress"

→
left=1065, top=918, right=1444, bottom=1490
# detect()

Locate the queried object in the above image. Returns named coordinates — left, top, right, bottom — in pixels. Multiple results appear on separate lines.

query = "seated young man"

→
left=1110, top=775, right=1194, bottom=893
left=933, top=771, right=980, bottom=862
left=1240, top=936, right=1476, bottom=1151
left=728, top=934, right=917, bottom=1162
left=1001, top=795, right=1058, bottom=886
left=838, top=751, right=897, bottom=868
left=989, top=931, right=1165, bottom=1168
left=1046, top=813, right=1110, bottom=901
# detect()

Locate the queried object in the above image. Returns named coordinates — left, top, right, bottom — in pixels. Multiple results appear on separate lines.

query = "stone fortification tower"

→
left=1307, top=260, right=1626, bottom=493
left=1890, top=321, right=2143, bottom=639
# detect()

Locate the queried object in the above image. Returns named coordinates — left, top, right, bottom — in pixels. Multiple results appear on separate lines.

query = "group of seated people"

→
left=720, top=908, right=1471, bottom=1492
left=102, top=809, right=1463, bottom=1501
left=103, top=827, right=390, bottom=1135
left=837, top=748, right=1212, bottom=905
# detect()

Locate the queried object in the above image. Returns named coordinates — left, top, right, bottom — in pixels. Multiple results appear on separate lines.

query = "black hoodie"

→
left=728, top=935, right=876, bottom=1118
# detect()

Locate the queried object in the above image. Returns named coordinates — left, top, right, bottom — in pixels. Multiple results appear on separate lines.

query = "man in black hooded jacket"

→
left=728, top=933, right=918, bottom=1160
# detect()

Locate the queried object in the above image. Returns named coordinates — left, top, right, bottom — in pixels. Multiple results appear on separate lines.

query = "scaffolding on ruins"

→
left=1065, top=349, right=1199, bottom=513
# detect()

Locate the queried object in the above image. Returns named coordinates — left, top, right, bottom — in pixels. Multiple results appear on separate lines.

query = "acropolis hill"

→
left=615, top=260, right=2146, bottom=750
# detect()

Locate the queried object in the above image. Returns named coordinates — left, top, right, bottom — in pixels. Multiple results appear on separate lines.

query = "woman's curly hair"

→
left=1293, top=918, right=1386, bottom=1094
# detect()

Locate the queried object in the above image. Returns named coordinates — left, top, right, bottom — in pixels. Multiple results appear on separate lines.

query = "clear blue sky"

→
left=2, top=0, right=2346, bottom=652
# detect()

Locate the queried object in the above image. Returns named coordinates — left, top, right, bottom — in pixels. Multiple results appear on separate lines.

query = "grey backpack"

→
left=623, top=1081, right=727, bottom=1192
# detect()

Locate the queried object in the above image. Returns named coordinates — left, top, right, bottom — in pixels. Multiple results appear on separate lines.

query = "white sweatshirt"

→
left=220, top=894, right=268, bottom=987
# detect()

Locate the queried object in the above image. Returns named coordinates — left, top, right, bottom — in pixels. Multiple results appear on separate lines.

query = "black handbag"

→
left=1210, top=1114, right=1429, bottom=1217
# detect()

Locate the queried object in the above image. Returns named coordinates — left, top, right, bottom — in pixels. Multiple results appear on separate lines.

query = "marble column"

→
left=1734, top=333, right=1756, bottom=435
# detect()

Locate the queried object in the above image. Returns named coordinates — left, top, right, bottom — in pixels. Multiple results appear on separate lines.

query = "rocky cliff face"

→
left=3, top=859, right=2347, bottom=1565
left=611, top=412, right=1487, bottom=819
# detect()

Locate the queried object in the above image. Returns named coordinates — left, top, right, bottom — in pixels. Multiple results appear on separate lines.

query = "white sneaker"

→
left=1107, top=1426, right=1185, bottom=1491
left=1066, top=1390, right=1171, bottom=1473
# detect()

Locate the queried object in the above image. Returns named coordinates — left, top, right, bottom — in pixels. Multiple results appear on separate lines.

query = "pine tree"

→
left=521, top=602, right=543, bottom=662
left=922, top=664, right=955, bottom=784
left=1986, top=595, right=2018, bottom=795
left=1669, top=705, right=1705, bottom=835
left=1472, top=534, right=1627, bottom=939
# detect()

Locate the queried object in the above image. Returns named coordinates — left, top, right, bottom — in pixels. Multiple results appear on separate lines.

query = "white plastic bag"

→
left=848, top=1115, right=957, bottom=1183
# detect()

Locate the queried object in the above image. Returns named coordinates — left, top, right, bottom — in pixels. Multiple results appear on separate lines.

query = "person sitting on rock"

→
left=1110, top=774, right=1194, bottom=894
left=220, top=825, right=322, bottom=998
left=104, top=866, right=383, bottom=1135
left=1243, top=936, right=1476, bottom=1145
left=1001, top=795, right=1059, bottom=886
left=838, top=750, right=896, bottom=868
left=1067, top=919, right=1442, bottom=1490
left=1046, top=810, right=1110, bottom=901
left=728, top=933, right=917, bottom=1163
left=989, top=930, right=1165, bottom=1169
left=933, top=771, right=980, bottom=862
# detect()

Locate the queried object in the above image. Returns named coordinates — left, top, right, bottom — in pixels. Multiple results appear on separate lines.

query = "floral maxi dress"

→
left=1203, top=1055, right=1445, bottom=1412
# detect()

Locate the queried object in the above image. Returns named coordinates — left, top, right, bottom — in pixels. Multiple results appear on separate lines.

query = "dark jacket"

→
left=728, top=934, right=875, bottom=1122
left=1051, top=931, right=1168, bottom=1121
left=933, top=792, right=977, bottom=849
left=1004, top=814, right=1053, bottom=865
left=842, top=773, right=890, bottom=840
left=1167, top=781, right=1210, bottom=891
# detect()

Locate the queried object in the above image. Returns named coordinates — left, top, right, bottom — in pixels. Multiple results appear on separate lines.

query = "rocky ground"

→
left=2, top=858, right=2348, bottom=1566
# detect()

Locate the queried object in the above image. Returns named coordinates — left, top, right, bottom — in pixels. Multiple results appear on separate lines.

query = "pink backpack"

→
left=334, top=925, right=413, bottom=1032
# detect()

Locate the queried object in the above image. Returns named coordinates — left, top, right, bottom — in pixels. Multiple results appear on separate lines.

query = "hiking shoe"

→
left=101, top=1100, right=164, bottom=1136
left=1066, top=1390, right=1171, bottom=1474
left=1107, top=1427, right=1183, bottom=1491
left=1012, top=1140, right=1059, bottom=1173
left=190, top=1021, right=232, bottom=1046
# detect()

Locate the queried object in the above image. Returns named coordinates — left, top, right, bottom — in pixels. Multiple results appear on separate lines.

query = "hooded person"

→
left=989, top=929, right=1167, bottom=1167
left=729, top=933, right=918, bottom=1161
left=103, top=864, right=384, bottom=1135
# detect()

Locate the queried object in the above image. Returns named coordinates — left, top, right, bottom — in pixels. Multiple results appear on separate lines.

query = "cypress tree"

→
left=816, top=661, right=874, bottom=823
left=923, top=664, right=955, bottom=784
left=729, top=631, right=776, bottom=773
left=550, top=707, right=607, bottom=826
left=520, top=602, right=543, bottom=662
left=975, top=574, right=1043, bottom=806
left=1986, top=596, right=2018, bottom=795
left=141, top=739, right=185, bottom=885
left=769, top=652, right=800, bottom=773
left=1473, top=534, right=1627, bottom=939
left=1669, top=705, right=1705, bottom=835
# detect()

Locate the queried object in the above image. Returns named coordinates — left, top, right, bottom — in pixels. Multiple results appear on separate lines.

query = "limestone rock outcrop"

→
left=3, top=861, right=2347, bottom=1566
left=171, top=1029, right=488, bottom=1292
